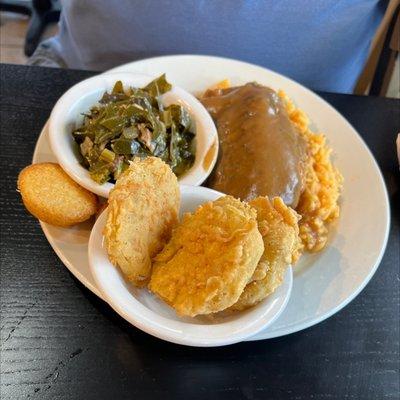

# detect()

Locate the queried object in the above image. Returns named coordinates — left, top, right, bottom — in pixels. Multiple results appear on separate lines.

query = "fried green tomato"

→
left=230, top=197, right=301, bottom=311
left=104, top=157, right=180, bottom=287
left=149, top=196, right=264, bottom=317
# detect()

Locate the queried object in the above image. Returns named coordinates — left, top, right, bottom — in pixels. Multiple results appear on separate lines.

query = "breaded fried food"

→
left=17, top=163, right=97, bottom=227
left=230, top=197, right=301, bottom=311
left=104, top=157, right=179, bottom=287
left=149, top=196, right=264, bottom=317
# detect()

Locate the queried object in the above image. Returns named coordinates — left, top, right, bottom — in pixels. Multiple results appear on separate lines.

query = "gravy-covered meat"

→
left=201, top=83, right=307, bottom=207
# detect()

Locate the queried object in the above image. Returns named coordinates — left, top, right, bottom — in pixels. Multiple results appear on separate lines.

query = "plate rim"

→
left=32, top=54, right=391, bottom=341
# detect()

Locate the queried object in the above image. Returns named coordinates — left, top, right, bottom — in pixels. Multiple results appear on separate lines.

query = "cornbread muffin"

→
left=149, top=196, right=264, bottom=317
left=104, top=157, right=179, bottom=287
left=17, top=163, right=97, bottom=227
left=231, top=196, right=301, bottom=311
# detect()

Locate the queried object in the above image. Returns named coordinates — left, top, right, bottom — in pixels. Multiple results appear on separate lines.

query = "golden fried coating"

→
left=230, top=197, right=301, bottom=311
left=17, top=163, right=97, bottom=227
left=149, top=196, right=264, bottom=317
left=104, top=157, right=179, bottom=287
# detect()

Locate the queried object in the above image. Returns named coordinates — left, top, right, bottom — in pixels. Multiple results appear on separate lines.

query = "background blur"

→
left=1, top=1, right=399, bottom=98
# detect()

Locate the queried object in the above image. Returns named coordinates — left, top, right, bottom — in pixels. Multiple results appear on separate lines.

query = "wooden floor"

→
left=0, top=11, right=398, bottom=98
left=0, top=11, right=58, bottom=64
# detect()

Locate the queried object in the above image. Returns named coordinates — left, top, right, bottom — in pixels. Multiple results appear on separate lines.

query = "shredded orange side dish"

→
left=208, top=79, right=231, bottom=91
left=278, top=91, right=343, bottom=252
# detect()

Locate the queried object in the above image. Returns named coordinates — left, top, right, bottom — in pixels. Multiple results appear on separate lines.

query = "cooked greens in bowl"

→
left=72, top=75, right=196, bottom=184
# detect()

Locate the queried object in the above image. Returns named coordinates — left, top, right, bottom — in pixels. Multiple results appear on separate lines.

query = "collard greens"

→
left=72, top=74, right=196, bottom=184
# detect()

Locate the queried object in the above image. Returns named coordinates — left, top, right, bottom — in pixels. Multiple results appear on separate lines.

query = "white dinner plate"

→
left=32, top=55, right=390, bottom=341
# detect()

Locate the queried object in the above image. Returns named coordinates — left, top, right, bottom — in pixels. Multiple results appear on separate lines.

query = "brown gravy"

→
left=201, top=83, right=307, bottom=207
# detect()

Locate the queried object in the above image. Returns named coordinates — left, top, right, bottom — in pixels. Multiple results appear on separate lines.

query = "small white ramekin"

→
left=48, top=72, right=218, bottom=198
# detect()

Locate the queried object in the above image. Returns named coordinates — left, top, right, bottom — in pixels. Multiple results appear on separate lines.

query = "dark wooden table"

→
left=1, top=64, right=399, bottom=400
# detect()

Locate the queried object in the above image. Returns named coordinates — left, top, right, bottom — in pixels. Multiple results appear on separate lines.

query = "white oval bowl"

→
left=48, top=72, right=218, bottom=198
left=88, top=185, right=293, bottom=347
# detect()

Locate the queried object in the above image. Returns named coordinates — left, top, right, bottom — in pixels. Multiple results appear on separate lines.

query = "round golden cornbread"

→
left=104, top=157, right=180, bottom=287
left=17, top=163, right=98, bottom=227
left=230, top=196, right=301, bottom=311
left=149, top=195, right=264, bottom=317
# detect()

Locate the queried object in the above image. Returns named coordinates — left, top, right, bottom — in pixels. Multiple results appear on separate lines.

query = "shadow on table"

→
left=72, top=272, right=309, bottom=354
left=70, top=272, right=354, bottom=398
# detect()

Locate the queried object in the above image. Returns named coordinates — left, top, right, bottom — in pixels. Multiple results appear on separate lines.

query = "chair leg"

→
left=32, top=0, right=52, bottom=12
left=370, top=5, right=400, bottom=96
left=24, top=7, right=47, bottom=56
left=23, top=0, right=60, bottom=57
